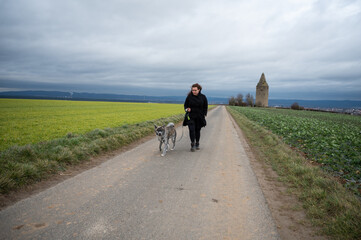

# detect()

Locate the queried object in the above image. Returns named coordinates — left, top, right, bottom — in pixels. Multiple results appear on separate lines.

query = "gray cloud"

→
left=0, top=0, right=360, bottom=99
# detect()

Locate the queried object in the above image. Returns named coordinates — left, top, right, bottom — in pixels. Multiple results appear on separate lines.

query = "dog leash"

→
left=176, top=111, right=190, bottom=142
left=176, top=126, right=186, bottom=142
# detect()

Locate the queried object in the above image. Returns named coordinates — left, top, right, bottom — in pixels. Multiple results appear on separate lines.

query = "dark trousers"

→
left=188, top=119, right=201, bottom=143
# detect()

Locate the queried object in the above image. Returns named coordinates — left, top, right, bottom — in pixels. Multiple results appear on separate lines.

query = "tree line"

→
left=228, top=93, right=255, bottom=107
left=229, top=94, right=305, bottom=110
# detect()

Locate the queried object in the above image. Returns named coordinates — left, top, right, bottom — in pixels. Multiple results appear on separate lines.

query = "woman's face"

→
left=192, top=87, right=200, bottom=96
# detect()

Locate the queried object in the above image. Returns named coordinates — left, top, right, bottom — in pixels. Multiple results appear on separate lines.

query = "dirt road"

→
left=0, top=106, right=280, bottom=239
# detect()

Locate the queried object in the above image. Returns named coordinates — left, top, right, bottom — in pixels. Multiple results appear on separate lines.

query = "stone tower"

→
left=256, top=73, right=269, bottom=107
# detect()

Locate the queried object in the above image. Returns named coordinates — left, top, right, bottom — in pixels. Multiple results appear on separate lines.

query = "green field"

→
left=0, top=99, right=184, bottom=152
left=228, top=106, right=361, bottom=239
left=229, top=106, right=361, bottom=193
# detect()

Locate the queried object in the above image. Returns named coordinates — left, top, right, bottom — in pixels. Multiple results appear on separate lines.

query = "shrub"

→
left=291, top=102, right=301, bottom=110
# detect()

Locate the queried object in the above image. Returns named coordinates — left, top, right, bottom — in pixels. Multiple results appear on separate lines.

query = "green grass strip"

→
left=227, top=106, right=361, bottom=240
left=0, top=113, right=184, bottom=194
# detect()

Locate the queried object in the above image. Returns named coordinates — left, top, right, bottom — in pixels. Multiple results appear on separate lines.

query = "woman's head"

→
left=189, top=83, right=202, bottom=96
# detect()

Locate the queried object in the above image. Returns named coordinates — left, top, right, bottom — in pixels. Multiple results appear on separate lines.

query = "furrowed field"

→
left=229, top=106, right=361, bottom=193
left=0, top=99, right=184, bottom=152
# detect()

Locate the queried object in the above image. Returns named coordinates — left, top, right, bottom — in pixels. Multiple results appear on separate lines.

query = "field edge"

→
left=227, top=106, right=361, bottom=240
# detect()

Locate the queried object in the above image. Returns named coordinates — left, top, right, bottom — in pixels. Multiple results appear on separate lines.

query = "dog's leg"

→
left=162, top=136, right=170, bottom=157
left=159, top=140, right=162, bottom=152
left=171, top=131, right=176, bottom=150
left=168, top=136, right=171, bottom=151
left=161, top=140, right=168, bottom=157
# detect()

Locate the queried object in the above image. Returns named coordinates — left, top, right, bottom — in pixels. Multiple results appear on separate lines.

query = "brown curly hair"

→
left=188, top=83, right=202, bottom=96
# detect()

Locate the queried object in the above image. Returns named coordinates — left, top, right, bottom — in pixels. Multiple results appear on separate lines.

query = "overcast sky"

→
left=0, top=0, right=360, bottom=100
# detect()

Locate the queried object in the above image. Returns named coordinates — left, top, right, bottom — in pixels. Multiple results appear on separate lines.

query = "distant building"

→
left=256, top=73, right=269, bottom=107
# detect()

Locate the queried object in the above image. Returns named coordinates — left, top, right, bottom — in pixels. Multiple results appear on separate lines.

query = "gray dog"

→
left=154, top=122, right=177, bottom=156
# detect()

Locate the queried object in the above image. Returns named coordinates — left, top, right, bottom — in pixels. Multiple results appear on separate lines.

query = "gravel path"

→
left=0, top=106, right=280, bottom=240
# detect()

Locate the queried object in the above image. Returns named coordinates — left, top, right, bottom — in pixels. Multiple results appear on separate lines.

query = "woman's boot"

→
left=191, top=142, right=196, bottom=152
left=195, top=142, right=200, bottom=150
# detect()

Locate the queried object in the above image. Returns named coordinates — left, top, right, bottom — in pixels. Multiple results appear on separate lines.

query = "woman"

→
left=183, top=83, right=208, bottom=152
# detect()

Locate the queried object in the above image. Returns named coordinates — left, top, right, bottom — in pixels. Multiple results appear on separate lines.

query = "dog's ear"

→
left=162, top=125, right=165, bottom=128
left=154, top=124, right=158, bottom=129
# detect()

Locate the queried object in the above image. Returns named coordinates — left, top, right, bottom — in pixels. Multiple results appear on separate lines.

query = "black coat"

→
left=183, top=92, right=208, bottom=127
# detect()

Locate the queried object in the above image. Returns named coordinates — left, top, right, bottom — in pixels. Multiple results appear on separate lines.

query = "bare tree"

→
left=246, top=93, right=254, bottom=107
left=228, top=96, right=236, bottom=106
left=236, top=94, right=243, bottom=106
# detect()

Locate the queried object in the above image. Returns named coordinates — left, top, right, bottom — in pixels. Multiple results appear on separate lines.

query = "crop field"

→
left=229, top=106, right=361, bottom=192
left=0, top=99, right=184, bottom=151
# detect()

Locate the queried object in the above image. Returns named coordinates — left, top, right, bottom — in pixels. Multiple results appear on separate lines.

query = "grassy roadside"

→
left=227, top=106, right=361, bottom=240
left=0, top=113, right=184, bottom=194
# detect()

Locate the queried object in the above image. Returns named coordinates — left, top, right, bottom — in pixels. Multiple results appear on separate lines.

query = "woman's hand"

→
left=186, top=108, right=191, bottom=112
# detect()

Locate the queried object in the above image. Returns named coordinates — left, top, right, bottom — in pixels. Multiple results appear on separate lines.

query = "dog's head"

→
left=154, top=124, right=165, bottom=137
